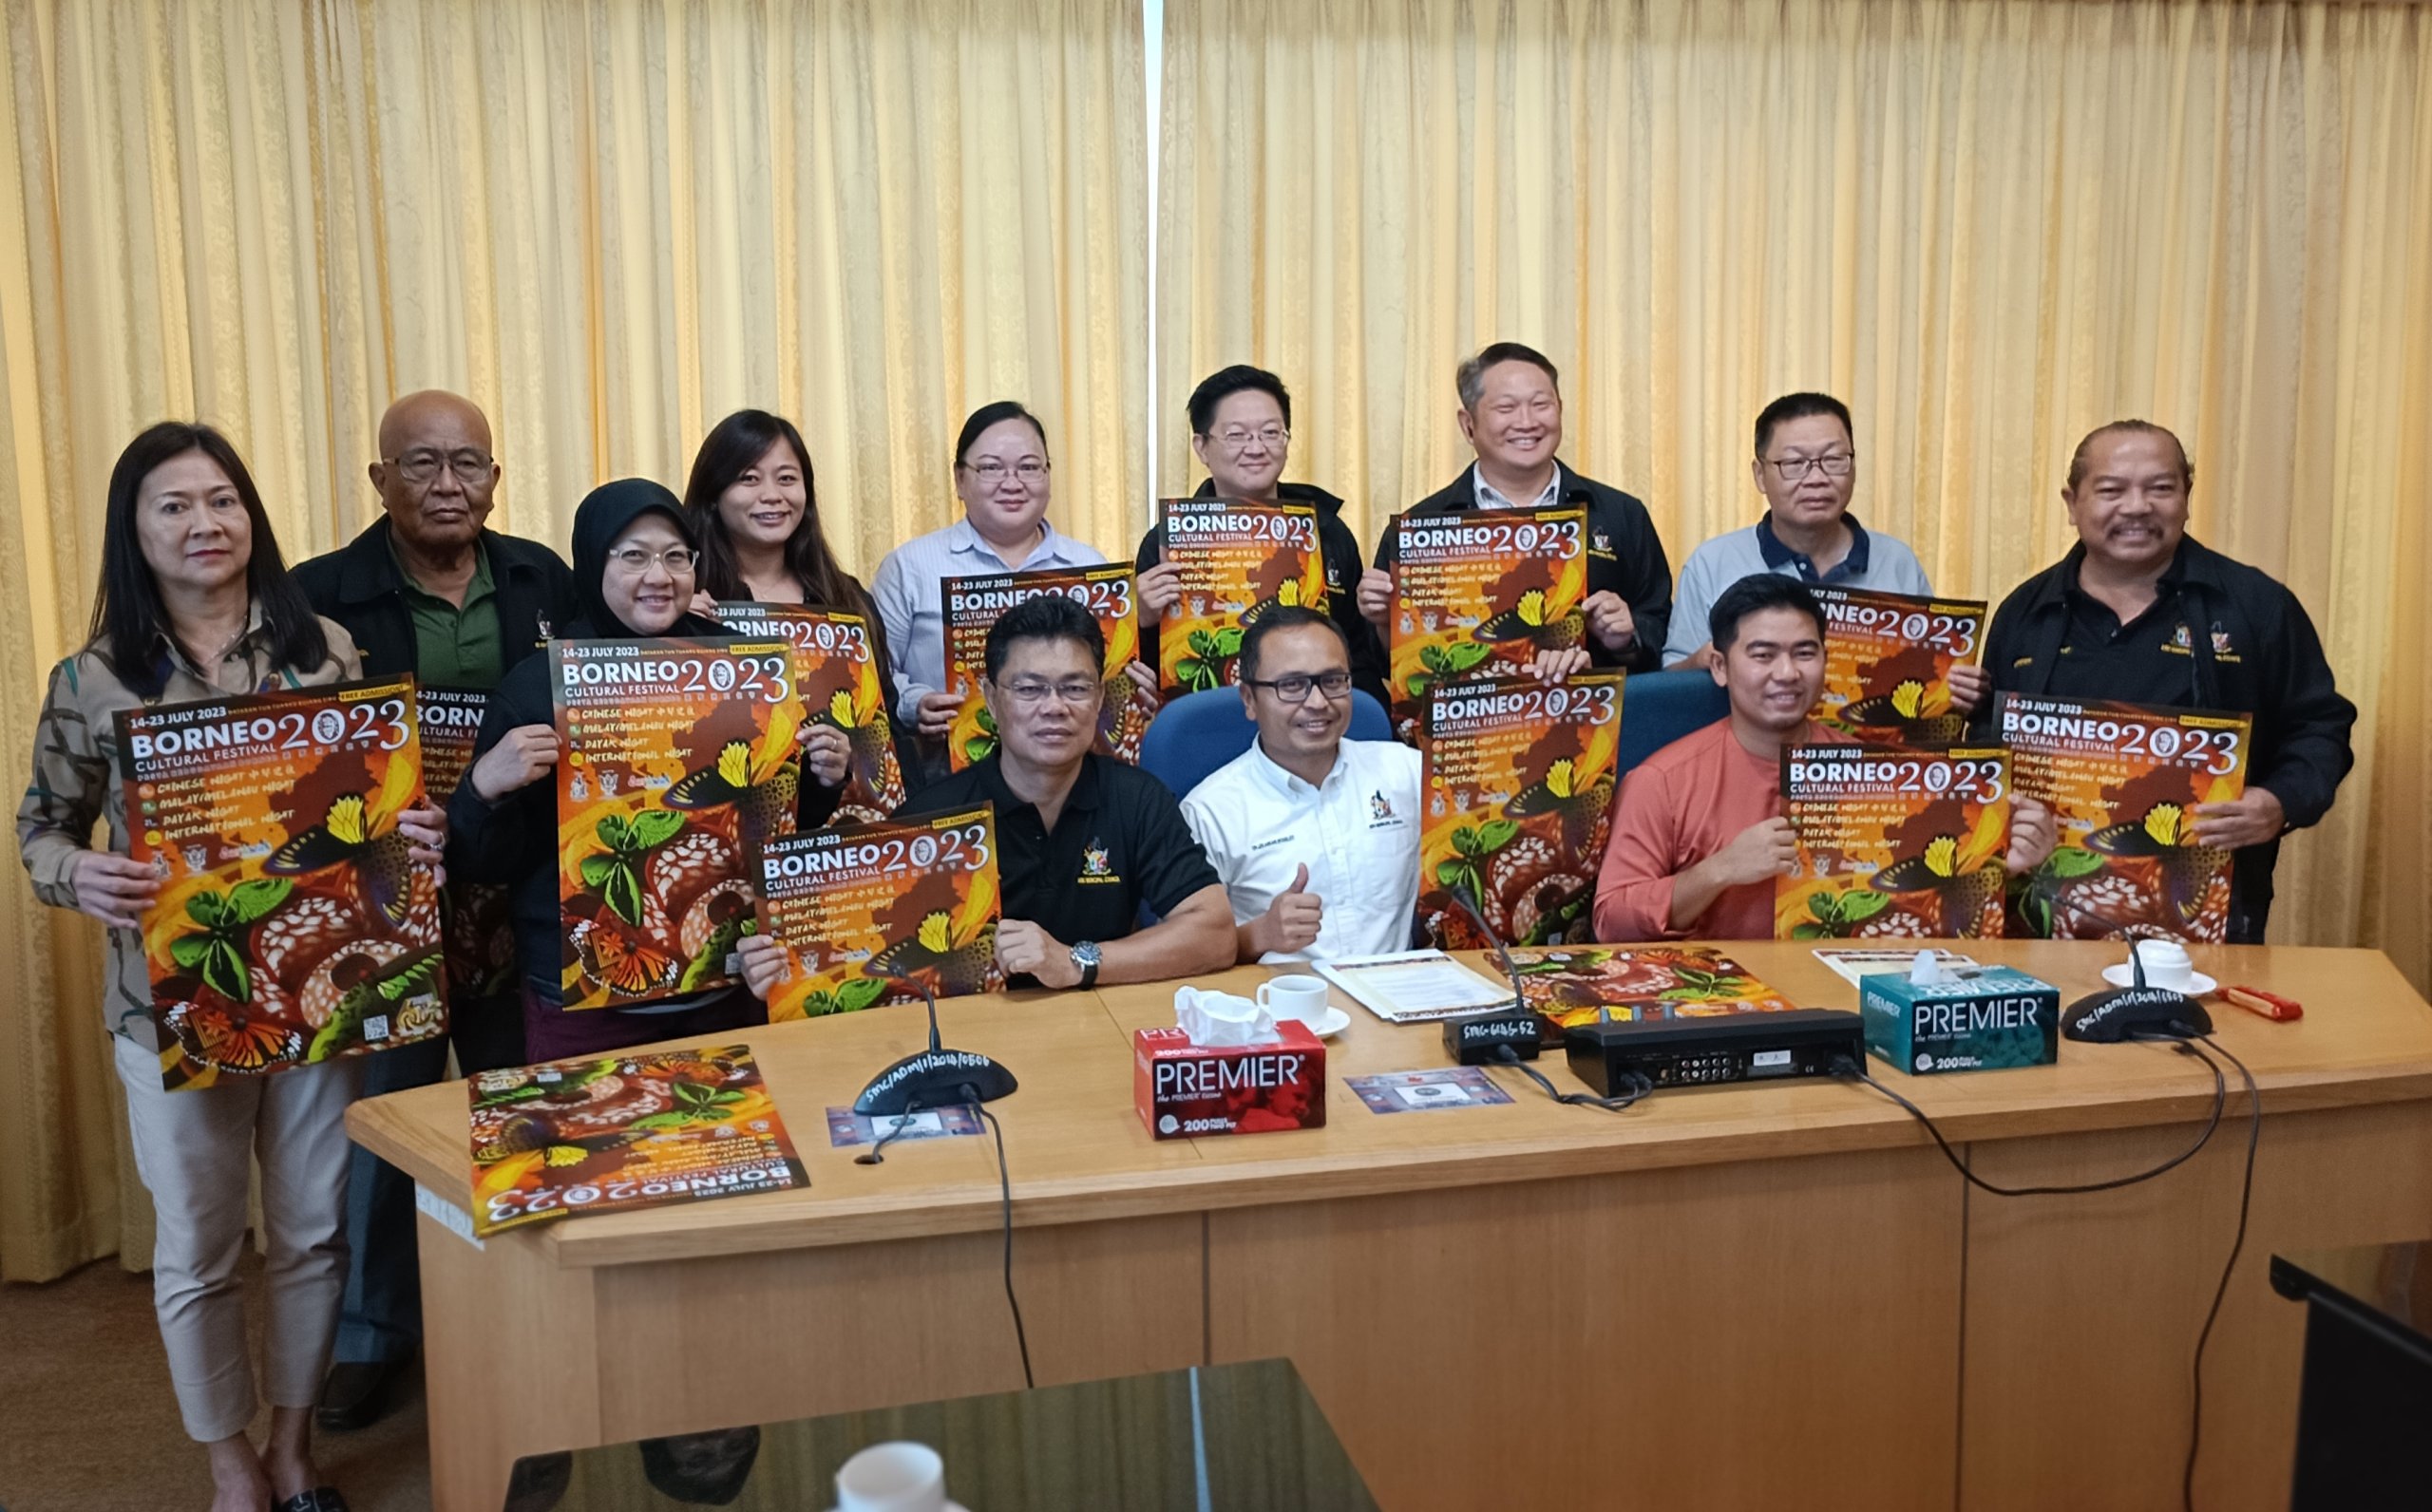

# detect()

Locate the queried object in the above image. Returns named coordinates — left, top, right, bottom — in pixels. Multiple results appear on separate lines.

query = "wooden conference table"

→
left=348, top=941, right=2432, bottom=1512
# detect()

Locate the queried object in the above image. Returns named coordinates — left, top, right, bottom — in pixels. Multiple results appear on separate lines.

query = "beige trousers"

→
left=112, top=1032, right=361, bottom=1442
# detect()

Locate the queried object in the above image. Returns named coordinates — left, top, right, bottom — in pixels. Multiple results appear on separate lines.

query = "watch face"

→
left=1073, top=941, right=1102, bottom=968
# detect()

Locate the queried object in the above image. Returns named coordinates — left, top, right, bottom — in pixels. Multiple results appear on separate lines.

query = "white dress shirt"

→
left=869, top=516, right=1106, bottom=723
left=1181, top=736, right=1425, bottom=963
left=1471, top=462, right=1562, bottom=512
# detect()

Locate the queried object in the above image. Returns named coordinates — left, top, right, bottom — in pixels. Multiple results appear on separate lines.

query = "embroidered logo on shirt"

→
left=1592, top=532, right=1612, bottom=554
left=2167, top=622, right=2236, bottom=656
left=1250, top=834, right=1296, bottom=852
left=1368, top=789, right=1397, bottom=822
left=1078, top=839, right=1121, bottom=884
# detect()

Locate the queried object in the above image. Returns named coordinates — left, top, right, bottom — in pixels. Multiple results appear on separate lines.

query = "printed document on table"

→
left=1315, top=951, right=1514, bottom=1023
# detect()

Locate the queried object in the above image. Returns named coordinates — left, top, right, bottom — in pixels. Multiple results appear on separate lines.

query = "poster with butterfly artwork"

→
left=712, top=604, right=908, bottom=822
left=1810, top=586, right=1988, bottom=747
left=1779, top=745, right=2012, bottom=940
left=415, top=685, right=518, bottom=1004
left=117, top=676, right=446, bottom=1090
left=552, top=638, right=804, bottom=1011
left=1996, top=693, right=2251, bottom=942
left=1417, top=672, right=1623, bottom=950
left=940, top=564, right=1154, bottom=770
left=1388, top=503, right=1587, bottom=739
left=754, top=805, right=1003, bottom=1020
left=1153, top=497, right=1326, bottom=698
left=466, top=1043, right=806, bottom=1236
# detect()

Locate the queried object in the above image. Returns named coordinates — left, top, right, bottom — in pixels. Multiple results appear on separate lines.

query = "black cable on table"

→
left=1491, top=1044, right=1654, bottom=1112
left=976, top=1103, right=1035, bottom=1390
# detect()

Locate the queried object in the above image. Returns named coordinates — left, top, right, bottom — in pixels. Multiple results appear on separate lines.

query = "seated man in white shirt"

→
left=1180, top=606, right=1423, bottom=963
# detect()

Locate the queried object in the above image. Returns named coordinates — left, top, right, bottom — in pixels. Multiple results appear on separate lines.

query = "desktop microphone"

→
left=1439, top=885, right=1549, bottom=1064
left=2061, top=944, right=2214, bottom=1044
left=850, top=966, right=1019, bottom=1118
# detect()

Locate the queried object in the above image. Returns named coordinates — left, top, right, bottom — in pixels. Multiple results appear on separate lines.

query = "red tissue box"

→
left=1132, top=1022, right=1327, bottom=1140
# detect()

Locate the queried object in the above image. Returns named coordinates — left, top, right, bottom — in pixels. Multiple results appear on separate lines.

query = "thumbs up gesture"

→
left=1250, top=863, right=1325, bottom=957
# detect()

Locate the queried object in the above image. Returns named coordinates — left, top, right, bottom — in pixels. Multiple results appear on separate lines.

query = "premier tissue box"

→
left=1132, top=1022, right=1327, bottom=1139
left=1859, top=963, right=2060, bottom=1076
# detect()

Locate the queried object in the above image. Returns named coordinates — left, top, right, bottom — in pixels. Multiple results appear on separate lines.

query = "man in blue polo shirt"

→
left=1664, top=392, right=1940, bottom=672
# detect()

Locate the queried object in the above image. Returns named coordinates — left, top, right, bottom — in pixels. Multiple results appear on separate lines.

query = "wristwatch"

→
left=1069, top=940, right=1101, bottom=991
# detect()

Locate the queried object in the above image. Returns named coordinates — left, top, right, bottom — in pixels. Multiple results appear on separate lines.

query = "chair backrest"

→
left=1137, top=687, right=1394, bottom=798
left=1616, top=668, right=1731, bottom=782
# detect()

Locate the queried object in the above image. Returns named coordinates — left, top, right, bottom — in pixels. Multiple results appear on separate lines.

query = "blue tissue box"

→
left=1858, top=964, right=2060, bottom=1075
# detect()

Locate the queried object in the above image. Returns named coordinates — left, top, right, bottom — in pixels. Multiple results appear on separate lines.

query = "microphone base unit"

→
left=1443, top=1009, right=1550, bottom=1065
left=852, top=1049, right=1019, bottom=1117
left=1563, top=1009, right=1866, bottom=1095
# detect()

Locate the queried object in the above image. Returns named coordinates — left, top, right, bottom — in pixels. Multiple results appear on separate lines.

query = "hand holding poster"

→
left=1780, top=745, right=2012, bottom=939
left=1155, top=497, right=1326, bottom=696
left=1389, top=504, right=1586, bottom=735
left=1810, top=586, right=1987, bottom=746
left=1418, top=672, right=1623, bottom=948
left=416, top=685, right=517, bottom=1002
left=118, top=677, right=446, bottom=1089
left=754, top=806, right=1003, bottom=1020
left=466, top=1043, right=806, bottom=1236
left=1998, top=693, right=2251, bottom=942
left=713, top=604, right=908, bottom=822
left=553, top=638, right=803, bottom=1011
left=940, top=564, right=1154, bottom=770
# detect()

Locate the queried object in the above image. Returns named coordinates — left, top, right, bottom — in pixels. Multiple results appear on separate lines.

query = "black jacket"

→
left=293, top=518, right=577, bottom=683
left=1133, top=481, right=1390, bottom=709
left=1975, top=535, right=2356, bottom=937
left=1377, top=461, right=1672, bottom=672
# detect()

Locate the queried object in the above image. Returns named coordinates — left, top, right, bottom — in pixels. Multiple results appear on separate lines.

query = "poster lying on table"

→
left=1810, top=587, right=1987, bottom=746
left=713, top=603, right=908, bottom=822
left=466, top=1043, right=806, bottom=1236
left=1779, top=744, right=2012, bottom=940
left=1997, top=693, right=2251, bottom=942
left=940, top=564, right=1154, bottom=770
left=416, top=685, right=517, bottom=1003
left=1388, top=503, right=1586, bottom=736
left=1504, top=945, right=1799, bottom=1030
left=117, top=677, right=446, bottom=1090
left=551, top=638, right=804, bottom=1011
left=755, top=806, right=1003, bottom=1020
left=1417, top=672, right=1623, bottom=949
left=1154, top=496, right=1327, bottom=696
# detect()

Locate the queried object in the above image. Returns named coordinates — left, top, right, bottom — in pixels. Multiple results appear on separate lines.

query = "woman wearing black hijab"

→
left=446, top=480, right=846, bottom=1061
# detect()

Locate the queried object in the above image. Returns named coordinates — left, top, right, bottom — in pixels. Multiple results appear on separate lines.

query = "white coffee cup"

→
left=2131, top=939, right=2198, bottom=991
left=835, top=1441, right=945, bottom=1512
left=1257, top=973, right=1330, bottom=1024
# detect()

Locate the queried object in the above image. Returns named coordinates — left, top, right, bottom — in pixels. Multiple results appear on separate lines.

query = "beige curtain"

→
left=1157, top=0, right=2431, bottom=989
left=0, top=0, right=1145, bottom=1282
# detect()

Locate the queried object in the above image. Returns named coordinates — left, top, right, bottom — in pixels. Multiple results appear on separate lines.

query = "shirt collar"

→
left=1755, top=512, right=1872, bottom=581
left=1248, top=738, right=1346, bottom=798
left=2054, top=537, right=2194, bottom=607
left=976, top=750, right=1104, bottom=819
left=389, top=536, right=494, bottom=606
left=1470, top=462, right=1562, bottom=513
left=947, top=514, right=1070, bottom=571
left=152, top=599, right=269, bottom=676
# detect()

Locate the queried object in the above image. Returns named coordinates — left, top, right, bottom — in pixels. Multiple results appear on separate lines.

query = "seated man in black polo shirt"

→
left=745, top=594, right=1235, bottom=995
left=1977, top=420, right=2356, bottom=942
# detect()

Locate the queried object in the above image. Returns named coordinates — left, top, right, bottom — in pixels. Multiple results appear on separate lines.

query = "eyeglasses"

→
left=994, top=676, right=1101, bottom=706
left=1245, top=671, right=1353, bottom=704
left=961, top=460, right=1051, bottom=485
left=384, top=447, right=495, bottom=486
left=1764, top=452, right=1856, bottom=481
left=1209, top=425, right=1289, bottom=454
left=607, top=545, right=698, bottom=575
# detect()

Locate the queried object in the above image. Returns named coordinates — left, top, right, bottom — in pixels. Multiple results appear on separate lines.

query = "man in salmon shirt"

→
left=1595, top=576, right=2056, bottom=940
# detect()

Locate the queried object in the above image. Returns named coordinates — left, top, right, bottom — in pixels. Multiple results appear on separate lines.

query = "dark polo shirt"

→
left=904, top=753, right=1221, bottom=983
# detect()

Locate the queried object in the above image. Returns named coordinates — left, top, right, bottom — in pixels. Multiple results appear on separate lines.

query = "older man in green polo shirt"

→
left=292, top=389, right=576, bottom=1433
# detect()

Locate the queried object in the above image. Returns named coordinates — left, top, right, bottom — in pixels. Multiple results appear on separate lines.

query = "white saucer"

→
left=1287, top=1007, right=1352, bottom=1037
left=2101, top=963, right=2217, bottom=995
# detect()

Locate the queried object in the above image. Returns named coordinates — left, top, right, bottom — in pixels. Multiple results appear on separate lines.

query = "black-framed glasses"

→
left=1245, top=671, right=1353, bottom=704
left=1764, top=452, right=1856, bottom=481
left=383, top=447, right=495, bottom=486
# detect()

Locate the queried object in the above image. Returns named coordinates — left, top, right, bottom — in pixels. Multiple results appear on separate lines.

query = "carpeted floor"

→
left=0, top=1256, right=433, bottom=1511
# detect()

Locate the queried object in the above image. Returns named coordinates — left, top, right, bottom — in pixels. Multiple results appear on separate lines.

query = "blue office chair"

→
left=1615, top=668, right=1730, bottom=782
left=1138, top=687, right=1393, bottom=799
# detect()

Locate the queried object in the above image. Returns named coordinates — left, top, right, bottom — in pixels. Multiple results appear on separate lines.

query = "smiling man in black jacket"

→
left=1358, top=341, right=1672, bottom=673
left=291, top=389, right=577, bottom=1434
left=1977, top=420, right=2355, bottom=943
left=1134, top=364, right=1390, bottom=709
